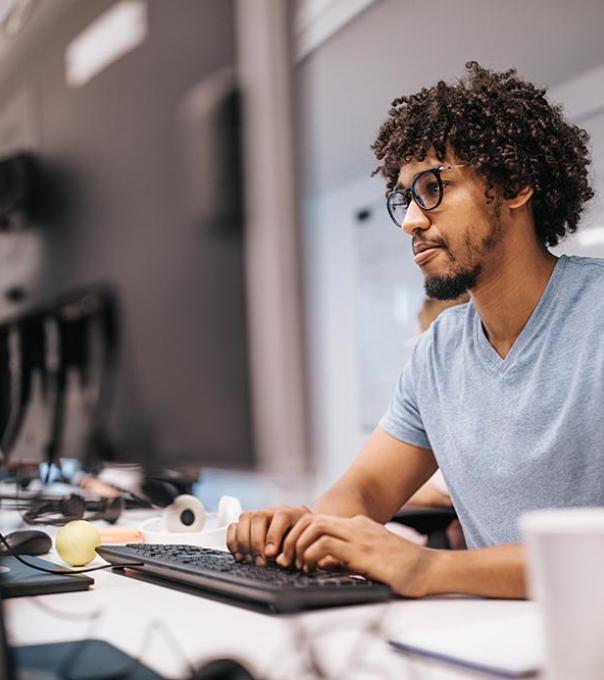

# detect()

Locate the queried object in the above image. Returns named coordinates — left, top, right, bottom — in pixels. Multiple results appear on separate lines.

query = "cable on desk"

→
left=55, top=604, right=106, bottom=680
left=29, top=595, right=103, bottom=622
left=56, top=617, right=199, bottom=680
left=269, top=604, right=393, bottom=680
left=138, top=620, right=198, bottom=679
left=0, top=531, right=143, bottom=575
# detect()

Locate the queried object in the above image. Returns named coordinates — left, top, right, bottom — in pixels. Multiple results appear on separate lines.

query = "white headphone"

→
left=162, top=494, right=206, bottom=533
left=161, top=494, right=242, bottom=533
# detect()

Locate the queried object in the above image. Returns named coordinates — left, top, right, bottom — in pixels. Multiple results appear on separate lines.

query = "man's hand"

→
left=226, top=505, right=311, bottom=566
left=285, top=513, right=436, bottom=597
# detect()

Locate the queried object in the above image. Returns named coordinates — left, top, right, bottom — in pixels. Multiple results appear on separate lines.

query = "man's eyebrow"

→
left=396, top=167, right=426, bottom=190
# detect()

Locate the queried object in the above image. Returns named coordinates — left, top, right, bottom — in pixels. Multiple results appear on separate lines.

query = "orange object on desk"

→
left=98, top=527, right=144, bottom=543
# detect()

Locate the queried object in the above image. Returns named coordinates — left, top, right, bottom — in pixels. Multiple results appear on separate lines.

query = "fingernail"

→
left=276, top=553, right=288, bottom=567
left=245, top=554, right=253, bottom=563
left=235, top=552, right=243, bottom=561
left=255, top=556, right=265, bottom=566
left=265, top=542, right=275, bottom=554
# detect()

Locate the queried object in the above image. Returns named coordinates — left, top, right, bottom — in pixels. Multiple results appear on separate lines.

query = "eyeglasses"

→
left=386, top=164, right=466, bottom=227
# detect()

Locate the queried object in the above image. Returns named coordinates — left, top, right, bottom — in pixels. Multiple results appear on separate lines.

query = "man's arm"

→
left=425, top=544, right=526, bottom=598
left=313, top=427, right=438, bottom=521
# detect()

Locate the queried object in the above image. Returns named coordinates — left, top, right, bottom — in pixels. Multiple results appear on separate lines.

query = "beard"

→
left=424, top=263, right=481, bottom=300
left=424, top=203, right=503, bottom=300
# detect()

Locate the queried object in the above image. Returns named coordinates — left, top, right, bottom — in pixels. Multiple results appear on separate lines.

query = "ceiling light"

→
left=0, top=0, right=37, bottom=37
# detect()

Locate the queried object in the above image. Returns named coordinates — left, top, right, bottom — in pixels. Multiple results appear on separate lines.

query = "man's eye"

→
left=425, top=181, right=439, bottom=195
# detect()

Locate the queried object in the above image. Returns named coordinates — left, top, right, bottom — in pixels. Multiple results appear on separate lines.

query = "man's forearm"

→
left=313, top=483, right=374, bottom=518
left=419, top=544, right=527, bottom=599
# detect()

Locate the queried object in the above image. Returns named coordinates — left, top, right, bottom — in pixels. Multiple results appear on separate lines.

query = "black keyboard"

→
left=96, top=543, right=391, bottom=612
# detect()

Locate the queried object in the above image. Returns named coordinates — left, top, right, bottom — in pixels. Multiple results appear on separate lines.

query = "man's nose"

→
left=401, top=199, right=431, bottom=236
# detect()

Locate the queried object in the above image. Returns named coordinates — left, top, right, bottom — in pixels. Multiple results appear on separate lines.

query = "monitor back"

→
left=0, top=0, right=258, bottom=470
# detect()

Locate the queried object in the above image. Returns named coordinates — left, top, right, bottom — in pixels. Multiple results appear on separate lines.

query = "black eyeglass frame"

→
left=386, top=164, right=466, bottom=227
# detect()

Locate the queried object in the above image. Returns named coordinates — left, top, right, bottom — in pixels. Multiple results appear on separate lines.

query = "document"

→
left=388, top=613, right=544, bottom=678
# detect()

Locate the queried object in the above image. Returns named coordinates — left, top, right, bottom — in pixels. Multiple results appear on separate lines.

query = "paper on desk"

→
left=388, top=613, right=545, bottom=678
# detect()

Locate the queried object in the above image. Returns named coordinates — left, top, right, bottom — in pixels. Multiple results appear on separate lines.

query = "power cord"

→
left=29, top=595, right=103, bottom=622
left=22, top=599, right=198, bottom=679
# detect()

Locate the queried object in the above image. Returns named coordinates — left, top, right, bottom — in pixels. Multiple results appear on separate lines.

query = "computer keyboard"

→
left=96, top=543, right=391, bottom=612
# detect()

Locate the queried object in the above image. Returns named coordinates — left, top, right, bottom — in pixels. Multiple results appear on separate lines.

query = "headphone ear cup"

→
left=162, top=495, right=206, bottom=533
left=101, top=496, right=124, bottom=524
left=23, top=498, right=52, bottom=524
left=217, top=496, right=242, bottom=527
left=142, top=478, right=180, bottom=508
left=60, top=493, right=85, bottom=520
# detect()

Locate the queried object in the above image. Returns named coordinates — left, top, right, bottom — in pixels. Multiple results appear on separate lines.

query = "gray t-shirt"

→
left=380, top=255, right=604, bottom=548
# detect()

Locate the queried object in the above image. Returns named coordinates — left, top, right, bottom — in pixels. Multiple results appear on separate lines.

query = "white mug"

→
left=520, top=507, right=604, bottom=680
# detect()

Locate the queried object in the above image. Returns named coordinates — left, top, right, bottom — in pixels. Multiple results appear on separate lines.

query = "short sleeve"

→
left=378, top=354, right=431, bottom=450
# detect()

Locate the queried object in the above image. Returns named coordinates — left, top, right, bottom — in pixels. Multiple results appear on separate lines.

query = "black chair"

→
left=389, top=506, right=458, bottom=549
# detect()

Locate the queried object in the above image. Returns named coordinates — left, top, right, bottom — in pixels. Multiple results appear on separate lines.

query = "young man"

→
left=227, top=63, right=602, bottom=599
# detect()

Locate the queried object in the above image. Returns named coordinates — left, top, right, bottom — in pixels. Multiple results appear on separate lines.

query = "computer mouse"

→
left=0, top=529, right=53, bottom=556
left=190, top=658, right=255, bottom=680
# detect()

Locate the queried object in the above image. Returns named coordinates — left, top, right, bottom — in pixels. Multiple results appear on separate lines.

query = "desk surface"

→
left=2, top=511, right=540, bottom=679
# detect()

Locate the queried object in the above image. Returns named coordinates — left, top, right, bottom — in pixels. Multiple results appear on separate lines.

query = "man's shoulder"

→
left=561, top=254, right=604, bottom=300
left=564, top=254, right=604, bottom=272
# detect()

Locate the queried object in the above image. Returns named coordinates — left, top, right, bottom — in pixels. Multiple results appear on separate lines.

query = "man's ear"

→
left=507, top=185, right=534, bottom=209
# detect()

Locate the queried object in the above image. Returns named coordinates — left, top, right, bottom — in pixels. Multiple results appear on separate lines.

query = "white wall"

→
left=551, top=64, right=604, bottom=257
left=303, top=173, right=425, bottom=486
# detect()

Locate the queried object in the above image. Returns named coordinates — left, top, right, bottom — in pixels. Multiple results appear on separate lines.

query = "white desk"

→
left=2, top=511, right=541, bottom=679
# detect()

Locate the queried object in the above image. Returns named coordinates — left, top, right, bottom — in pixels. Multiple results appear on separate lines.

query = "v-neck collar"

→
left=473, top=255, right=567, bottom=372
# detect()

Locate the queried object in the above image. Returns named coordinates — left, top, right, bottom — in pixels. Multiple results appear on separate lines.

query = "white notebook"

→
left=389, top=613, right=545, bottom=678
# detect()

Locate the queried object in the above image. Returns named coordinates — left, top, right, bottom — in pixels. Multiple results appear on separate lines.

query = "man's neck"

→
left=470, top=235, right=558, bottom=360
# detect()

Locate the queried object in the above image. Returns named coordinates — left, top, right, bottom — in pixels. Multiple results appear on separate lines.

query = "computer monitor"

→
left=0, top=593, right=14, bottom=680
left=0, top=0, right=310, bottom=476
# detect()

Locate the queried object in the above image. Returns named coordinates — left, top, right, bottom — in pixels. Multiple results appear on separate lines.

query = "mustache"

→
left=412, top=236, right=448, bottom=255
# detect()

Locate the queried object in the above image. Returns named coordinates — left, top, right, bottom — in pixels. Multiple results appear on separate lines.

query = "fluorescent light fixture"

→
left=295, top=0, right=377, bottom=61
left=0, top=0, right=37, bottom=37
left=0, top=0, right=17, bottom=26
left=576, top=226, right=604, bottom=247
left=65, top=0, right=147, bottom=87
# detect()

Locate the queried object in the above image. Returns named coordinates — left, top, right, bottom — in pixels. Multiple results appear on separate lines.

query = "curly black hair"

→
left=372, top=62, right=594, bottom=248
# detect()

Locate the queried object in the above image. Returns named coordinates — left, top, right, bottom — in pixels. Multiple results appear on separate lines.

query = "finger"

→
left=316, top=555, right=343, bottom=570
left=265, top=509, right=298, bottom=557
left=278, top=513, right=314, bottom=568
left=234, top=511, right=252, bottom=561
left=294, top=516, right=356, bottom=568
left=250, top=513, right=270, bottom=565
left=302, top=536, right=351, bottom=573
left=226, top=522, right=238, bottom=556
